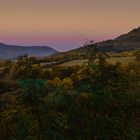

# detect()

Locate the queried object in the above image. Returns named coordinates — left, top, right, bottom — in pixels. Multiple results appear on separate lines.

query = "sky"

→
left=0, top=0, right=139, bottom=51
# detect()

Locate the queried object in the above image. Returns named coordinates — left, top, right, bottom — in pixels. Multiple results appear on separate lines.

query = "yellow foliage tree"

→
left=62, top=77, right=73, bottom=90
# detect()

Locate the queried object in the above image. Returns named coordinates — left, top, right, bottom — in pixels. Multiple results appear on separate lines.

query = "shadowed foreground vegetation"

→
left=0, top=50, right=140, bottom=140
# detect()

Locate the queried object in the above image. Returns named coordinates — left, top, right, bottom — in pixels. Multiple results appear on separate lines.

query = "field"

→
left=59, top=56, right=136, bottom=66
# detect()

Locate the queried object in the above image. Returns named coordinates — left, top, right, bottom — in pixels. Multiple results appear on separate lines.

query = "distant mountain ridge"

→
left=1, top=27, right=140, bottom=60
left=0, top=43, right=58, bottom=59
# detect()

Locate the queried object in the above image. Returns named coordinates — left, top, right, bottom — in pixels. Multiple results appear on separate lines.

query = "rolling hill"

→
left=49, top=27, right=140, bottom=61
left=1, top=27, right=140, bottom=60
left=71, top=27, right=140, bottom=54
left=96, top=27, right=140, bottom=52
left=0, top=43, right=58, bottom=59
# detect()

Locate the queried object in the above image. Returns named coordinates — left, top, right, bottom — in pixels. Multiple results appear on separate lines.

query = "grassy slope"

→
left=59, top=56, right=136, bottom=67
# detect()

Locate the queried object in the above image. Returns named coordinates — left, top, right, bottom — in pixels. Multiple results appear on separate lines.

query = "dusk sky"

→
left=0, top=0, right=139, bottom=51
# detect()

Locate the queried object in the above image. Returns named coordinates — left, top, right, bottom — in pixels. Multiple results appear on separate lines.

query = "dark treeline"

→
left=0, top=49, right=140, bottom=140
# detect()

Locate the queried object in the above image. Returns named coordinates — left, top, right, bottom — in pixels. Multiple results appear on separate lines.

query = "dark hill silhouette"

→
left=93, top=27, right=140, bottom=52
left=48, top=27, right=140, bottom=60
left=1, top=27, right=140, bottom=60
left=115, top=27, right=140, bottom=42
left=69, top=27, right=140, bottom=53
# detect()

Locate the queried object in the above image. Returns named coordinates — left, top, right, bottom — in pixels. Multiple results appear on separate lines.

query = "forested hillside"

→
left=47, top=27, right=140, bottom=62
left=0, top=49, right=140, bottom=140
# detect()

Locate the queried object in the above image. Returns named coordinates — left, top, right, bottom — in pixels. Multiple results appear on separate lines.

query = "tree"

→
left=11, top=55, right=43, bottom=79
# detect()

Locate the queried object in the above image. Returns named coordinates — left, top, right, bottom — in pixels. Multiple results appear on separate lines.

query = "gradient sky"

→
left=0, top=0, right=139, bottom=51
